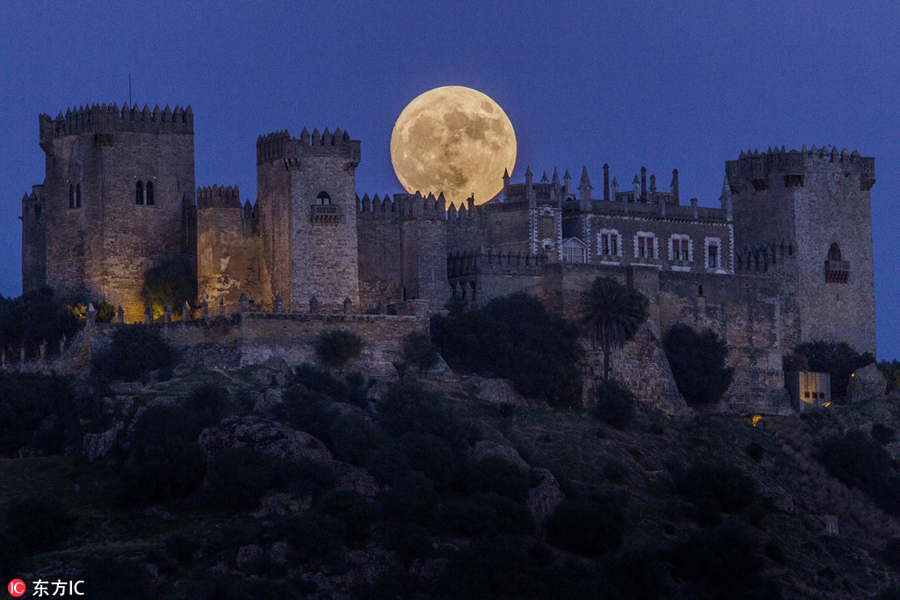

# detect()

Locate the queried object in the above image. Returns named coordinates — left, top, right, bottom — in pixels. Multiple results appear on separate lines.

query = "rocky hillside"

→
left=1, top=361, right=900, bottom=599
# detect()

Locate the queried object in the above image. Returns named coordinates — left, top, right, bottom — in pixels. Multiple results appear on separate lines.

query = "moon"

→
left=390, top=86, right=517, bottom=206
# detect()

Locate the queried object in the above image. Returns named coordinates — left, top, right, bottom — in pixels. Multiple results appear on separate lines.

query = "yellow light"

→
left=751, top=415, right=762, bottom=427
left=824, top=402, right=831, bottom=407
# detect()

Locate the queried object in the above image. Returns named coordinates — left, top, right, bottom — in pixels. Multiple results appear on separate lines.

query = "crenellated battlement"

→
left=39, top=103, right=193, bottom=145
left=727, top=146, right=875, bottom=191
left=197, top=184, right=241, bottom=209
left=256, top=127, right=360, bottom=165
left=357, top=191, right=446, bottom=221
left=734, top=240, right=798, bottom=274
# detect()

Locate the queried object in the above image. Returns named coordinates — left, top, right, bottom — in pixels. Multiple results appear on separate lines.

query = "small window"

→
left=136, top=181, right=144, bottom=205
left=636, top=234, right=655, bottom=259
left=681, top=239, right=689, bottom=260
left=69, top=185, right=75, bottom=209
left=316, top=191, right=331, bottom=205
left=804, top=392, right=811, bottom=399
left=708, top=245, right=718, bottom=269
left=828, top=243, right=841, bottom=261
left=146, top=181, right=154, bottom=205
left=75, top=183, right=82, bottom=208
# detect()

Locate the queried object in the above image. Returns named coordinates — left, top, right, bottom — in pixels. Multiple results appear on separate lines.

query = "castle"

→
left=19, top=102, right=877, bottom=411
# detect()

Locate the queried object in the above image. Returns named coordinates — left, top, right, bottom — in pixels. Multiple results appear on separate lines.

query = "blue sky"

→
left=1, top=1, right=897, bottom=357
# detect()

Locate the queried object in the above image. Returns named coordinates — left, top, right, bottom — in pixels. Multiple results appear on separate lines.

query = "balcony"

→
left=825, top=259, right=850, bottom=284
left=311, top=204, right=342, bottom=224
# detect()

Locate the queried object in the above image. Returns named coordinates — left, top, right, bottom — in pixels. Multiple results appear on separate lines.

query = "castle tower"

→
left=727, top=146, right=876, bottom=355
left=256, top=127, right=361, bottom=312
left=29, top=103, right=195, bottom=321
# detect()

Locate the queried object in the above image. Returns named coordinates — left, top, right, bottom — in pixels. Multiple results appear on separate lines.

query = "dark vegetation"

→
left=879, top=359, right=900, bottom=393
left=142, top=257, right=197, bottom=319
left=313, top=329, right=364, bottom=373
left=431, top=292, right=582, bottom=406
left=592, top=379, right=636, bottom=430
left=3, top=292, right=900, bottom=597
left=784, top=340, right=875, bottom=402
left=92, top=325, right=174, bottom=381
left=664, top=323, right=734, bottom=407
left=0, top=286, right=114, bottom=358
left=581, top=276, right=649, bottom=381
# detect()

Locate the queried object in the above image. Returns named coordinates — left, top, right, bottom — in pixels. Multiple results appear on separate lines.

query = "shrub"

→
left=670, top=527, right=779, bottom=600
left=401, top=330, right=440, bottom=374
left=92, top=325, right=173, bottom=381
left=121, top=437, right=206, bottom=505
left=206, top=447, right=274, bottom=510
left=291, top=363, right=370, bottom=407
left=378, top=382, right=476, bottom=450
left=664, top=324, right=734, bottom=407
left=0, top=530, right=24, bottom=579
left=80, top=556, right=154, bottom=600
left=0, top=372, right=77, bottom=456
left=142, top=257, right=197, bottom=321
left=185, top=383, right=231, bottom=428
left=885, top=538, right=900, bottom=572
left=400, top=432, right=459, bottom=487
left=466, top=456, right=533, bottom=503
left=431, top=292, right=583, bottom=407
left=817, top=431, right=900, bottom=513
left=592, top=379, right=636, bottom=430
left=316, top=490, right=377, bottom=544
left=785, top=341, right=875, bottom=402
left=5, top=496, right=73, bottom=554
left=546, top=496, right=625, bottom=556
left=376, top=522, right=431, bottom=566
left=879, top=360, right=900, bottom=393
left=675, top=462, right=756, bottom=514
left=314, top=329, right=364, bottom=373
left=604, top=550, right=669, bottom=600
left=271, top=457, right=336, bottom=496
left=603, top=459, right=629, bottom=482
left=379, top=474, right=439, bottom=527
left=443, top=493, right=533, bottom=537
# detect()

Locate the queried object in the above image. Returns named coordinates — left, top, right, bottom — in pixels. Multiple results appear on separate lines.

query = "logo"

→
left=8, top=579, right=26, bottom=597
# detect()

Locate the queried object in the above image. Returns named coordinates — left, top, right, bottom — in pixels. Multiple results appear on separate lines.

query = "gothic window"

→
left=635, top=233, right=656, bottom=259
left=598, top=229, right=620, bottom=257
left=75, top=183, right=82, bottom=208
left=146, top=181, right=154, bottom=205
left=136, top=181, right=144, bottom=205
left=669, top=235, right=691, bottom=261
left=562, top=238, right=588, bottom=263
left=317, top=191, right=332, bottom=205
left=69, top=185, right=75, bottom=209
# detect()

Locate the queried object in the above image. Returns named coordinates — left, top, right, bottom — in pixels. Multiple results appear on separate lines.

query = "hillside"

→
left=1, top=361, right=900, bottom=599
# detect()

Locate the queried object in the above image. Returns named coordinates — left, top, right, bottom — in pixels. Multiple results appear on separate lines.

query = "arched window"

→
left=828, top=243, right=841, bottom=261
left=316, top=191, right=331, bottom=205
left=69, top=185, right=75, bottom=209
left=146, top=181, right=154, bottom=205
left=136, top=181, right=144, bottom=205
left=75, top=183, right=82, bottom=208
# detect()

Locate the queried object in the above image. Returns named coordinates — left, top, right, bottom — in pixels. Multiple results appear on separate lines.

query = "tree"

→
left=581, top=277, right=649, bottom=381
left=401, top=330, right=440, bottom=374
left=314, top=329, right=364, bottom=373
left=142, top=257, right=196, bottom=321
left=664, top=324, right=734, bottom=407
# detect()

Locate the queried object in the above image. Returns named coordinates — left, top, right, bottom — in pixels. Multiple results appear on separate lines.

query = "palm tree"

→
left=581, top=277, right=649, bottom=381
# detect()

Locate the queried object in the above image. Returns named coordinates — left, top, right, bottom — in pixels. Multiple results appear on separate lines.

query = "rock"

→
left=83, top=421, right=124, bottom=462
left=848, top=363, right=886, bottom=403
left=335, top=463, right=380, bottom=497
left=269, top=542, right=289, bottom=566
left=253, top=492, right=312, bottom=517
left=236, top=544, right=264, bottom=571
left=198, top=416, right=332, bottom=462
left=469, top=440, right=530, bottom=471
left=469, top=377, right=528, bottom=406
left=526, top=468, right=565, bottom=535
left=264, top=357, right=293, bottom=387
left=253, top=388, right=284, bottom=414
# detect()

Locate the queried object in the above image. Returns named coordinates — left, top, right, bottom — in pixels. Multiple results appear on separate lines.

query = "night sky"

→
left=1, top=1, right=897, bottom=358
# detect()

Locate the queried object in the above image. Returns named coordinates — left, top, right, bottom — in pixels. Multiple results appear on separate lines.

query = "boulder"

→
left=469, top=440, right=530, bottom=470
left=236, top=544, right=265, bottom=571
left=83, top=421, right=124, bottom=462
left=526, top=468, right=565, bottom=535
left=253, top=388, right=284, bottom=415
left=848, top=363, right=886, bottom=403
left=198, top=416, right=332, bottom=462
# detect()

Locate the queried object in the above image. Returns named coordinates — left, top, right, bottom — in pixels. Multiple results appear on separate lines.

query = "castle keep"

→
left=20, top=103, right=878, bottom=411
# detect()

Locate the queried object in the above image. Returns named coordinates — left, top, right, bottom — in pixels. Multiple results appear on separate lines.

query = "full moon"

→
left=390, top=86, right=516, bottom=206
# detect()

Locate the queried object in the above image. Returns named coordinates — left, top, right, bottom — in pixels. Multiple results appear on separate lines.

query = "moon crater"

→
left=390, top=86, right=517, bottom=206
